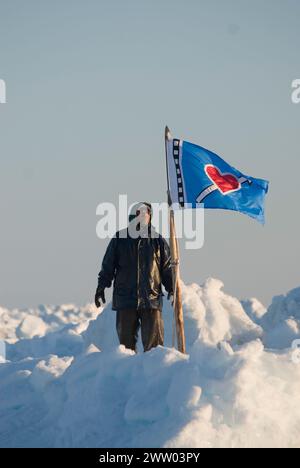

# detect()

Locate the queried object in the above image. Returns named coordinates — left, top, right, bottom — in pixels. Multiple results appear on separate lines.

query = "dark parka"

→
left=97, top=204, right=173, bottom=311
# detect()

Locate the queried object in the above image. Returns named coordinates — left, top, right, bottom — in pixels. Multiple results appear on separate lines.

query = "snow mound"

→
left=259, top=287, right=300, bottom=349
left=241, top=298, right=267, bottom=324
left=184, top=278, right=263, bottom=347
left=83, top=278, right=263, bottom=353
left=0, top=303, right=98, bottom=344
left=16, top=315, right=48, bottom=340
left=0, top=278, right=300, bottom=448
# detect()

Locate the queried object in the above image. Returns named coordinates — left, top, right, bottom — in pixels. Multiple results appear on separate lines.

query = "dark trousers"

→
left=116, top=308, right=164, bottom=353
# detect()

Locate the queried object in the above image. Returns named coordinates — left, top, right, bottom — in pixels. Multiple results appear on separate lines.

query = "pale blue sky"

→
left=0, top=0, right=299, bottom=308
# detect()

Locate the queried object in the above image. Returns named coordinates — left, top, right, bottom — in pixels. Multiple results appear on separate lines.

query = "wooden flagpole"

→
left=165, top=126, right=186, bottom=354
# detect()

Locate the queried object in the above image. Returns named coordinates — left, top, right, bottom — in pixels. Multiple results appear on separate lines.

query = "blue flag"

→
left=166, top=134, right=269, bottom=224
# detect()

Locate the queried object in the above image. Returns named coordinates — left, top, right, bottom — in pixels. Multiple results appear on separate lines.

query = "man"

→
left=95, top=202, right=173, bottom=353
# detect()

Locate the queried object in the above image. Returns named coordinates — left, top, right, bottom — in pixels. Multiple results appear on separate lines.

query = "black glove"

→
left=95, top=286, right=106, bottom=308
left=167, top=291, right=174, bottom=305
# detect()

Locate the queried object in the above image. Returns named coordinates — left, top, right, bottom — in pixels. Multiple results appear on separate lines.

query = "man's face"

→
left=136, top=206, right=151, bottom=226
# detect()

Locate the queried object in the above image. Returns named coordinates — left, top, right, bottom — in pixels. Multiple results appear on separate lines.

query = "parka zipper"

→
left=137, top=238, right=141, bottom=308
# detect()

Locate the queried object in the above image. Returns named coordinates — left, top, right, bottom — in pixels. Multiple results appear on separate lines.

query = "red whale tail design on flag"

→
left=205, top=165, right=241, bottom=194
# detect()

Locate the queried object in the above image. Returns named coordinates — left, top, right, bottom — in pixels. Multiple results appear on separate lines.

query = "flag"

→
left=165, top=132, right=269, bottom=224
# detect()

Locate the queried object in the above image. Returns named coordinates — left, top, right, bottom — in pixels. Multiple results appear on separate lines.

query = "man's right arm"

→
left=95, top=237, right=118, bottom=307
left=98, top=237, right=118, bottom=289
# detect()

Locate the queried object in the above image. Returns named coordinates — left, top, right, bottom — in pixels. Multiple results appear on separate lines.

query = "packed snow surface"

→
left=0, top=278, right=300, bottom=448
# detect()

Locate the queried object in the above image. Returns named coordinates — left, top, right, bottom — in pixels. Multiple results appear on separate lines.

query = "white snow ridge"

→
left=0, top=278, right=300, bottom=448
